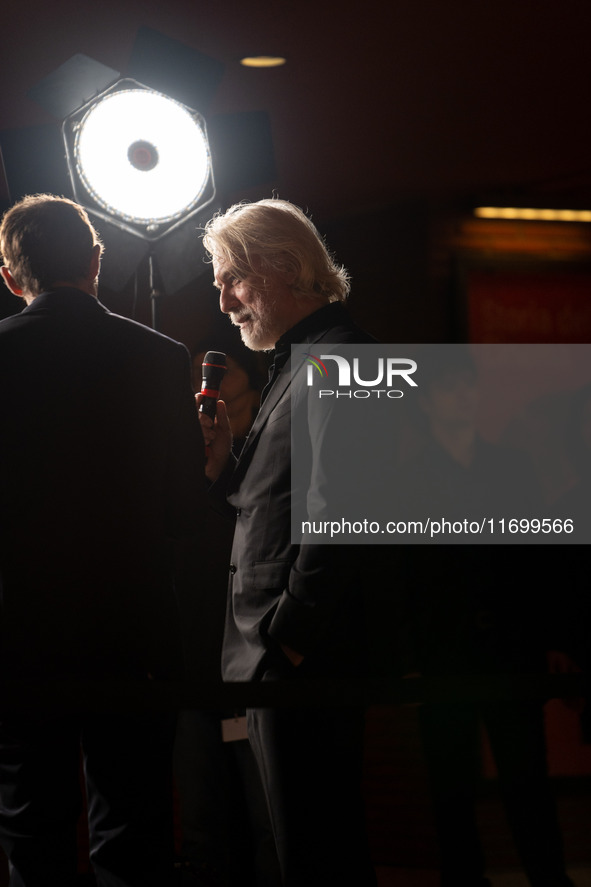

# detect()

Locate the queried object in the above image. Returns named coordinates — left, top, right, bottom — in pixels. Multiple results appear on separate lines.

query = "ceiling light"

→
left=240, top=56, right=286, bottom=68
left=474, top=207, right=591, bottom=223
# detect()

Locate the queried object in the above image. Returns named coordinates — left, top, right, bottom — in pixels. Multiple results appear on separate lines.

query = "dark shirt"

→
left=261, top=302, right=362, bottom=402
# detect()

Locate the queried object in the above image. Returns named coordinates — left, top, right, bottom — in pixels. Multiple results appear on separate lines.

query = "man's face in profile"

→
left=213, top=256, right=293, bottom=352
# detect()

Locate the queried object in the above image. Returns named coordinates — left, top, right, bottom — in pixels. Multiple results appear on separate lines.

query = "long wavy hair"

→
left=202, top=198, right=350, bottom=303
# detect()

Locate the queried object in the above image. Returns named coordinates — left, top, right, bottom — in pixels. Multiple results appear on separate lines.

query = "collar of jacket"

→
left=22, top=287, right=107, bottom=317
left=229, top=303, right=350, bottom=482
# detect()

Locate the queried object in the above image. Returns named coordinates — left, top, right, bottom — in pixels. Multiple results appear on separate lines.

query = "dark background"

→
left=1, top=0, right=590, bottom=345
left=1, top=0, right=591, bottom=877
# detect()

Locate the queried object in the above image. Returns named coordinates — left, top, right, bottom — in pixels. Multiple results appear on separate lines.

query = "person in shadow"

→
left=549, top=383, right=591, bottom=740
left=401, top=346, right=576, bottom=887
left=0, top=194, right=206, bottom=887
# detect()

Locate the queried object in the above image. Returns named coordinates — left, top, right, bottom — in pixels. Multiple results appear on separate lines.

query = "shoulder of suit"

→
left=0, top=289, right=189, bottom=357
left=316, top=322, right=377, bottom=345
left=101, top=305, right=190, bottom=354
left=310, top=302, right=376, bottom=345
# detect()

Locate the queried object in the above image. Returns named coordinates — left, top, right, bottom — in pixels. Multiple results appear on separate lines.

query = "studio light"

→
left=63, top=79, right=215, bottom=241
left=2, top=35, right=276, bottom=296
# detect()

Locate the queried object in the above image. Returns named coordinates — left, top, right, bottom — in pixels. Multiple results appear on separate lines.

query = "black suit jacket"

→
left=0, top=288, right=206, bottom=680
left=216, top=302, right=375, bottom=681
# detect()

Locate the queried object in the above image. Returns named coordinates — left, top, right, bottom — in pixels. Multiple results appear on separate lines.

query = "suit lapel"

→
left=230, top=324, right=333, bottom=486
left=230, top=355, right=294, bottom=485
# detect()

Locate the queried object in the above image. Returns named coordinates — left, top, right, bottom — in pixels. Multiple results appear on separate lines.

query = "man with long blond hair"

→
left=199, top=198, right=376, bottom=887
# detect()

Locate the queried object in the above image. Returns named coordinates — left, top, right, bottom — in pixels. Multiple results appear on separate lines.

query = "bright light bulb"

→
left=75, top=89, right=210, bottom=224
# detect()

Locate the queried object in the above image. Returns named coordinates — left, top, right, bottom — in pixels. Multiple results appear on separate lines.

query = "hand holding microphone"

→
left=196, top=351, right=232, bottom=482
left=199, top=351, right=227, bottom=420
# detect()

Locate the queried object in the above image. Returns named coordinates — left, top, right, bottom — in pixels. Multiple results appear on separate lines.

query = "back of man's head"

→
left=202, top=198, right=350, bottom=303
left=0, top=194, right=103, bottom=297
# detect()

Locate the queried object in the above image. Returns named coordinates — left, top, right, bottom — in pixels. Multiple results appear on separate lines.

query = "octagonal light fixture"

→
left=63, top=78, right=215, bottom=241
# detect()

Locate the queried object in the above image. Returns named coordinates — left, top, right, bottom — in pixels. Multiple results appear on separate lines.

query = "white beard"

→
left=231, top=298, right=280, bottom=352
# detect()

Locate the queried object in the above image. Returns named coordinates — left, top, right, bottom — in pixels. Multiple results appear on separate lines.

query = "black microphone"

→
left=199, top=351, right=227, bottom=420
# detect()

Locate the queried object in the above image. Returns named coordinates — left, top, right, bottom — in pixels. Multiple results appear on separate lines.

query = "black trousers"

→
left=419, top=699, right=572, bottom=887
left=174, top=708, right=281, bottom=887
left=246, top=661, right=376, bottom=887
left=0, top=710, right=176, bottom=887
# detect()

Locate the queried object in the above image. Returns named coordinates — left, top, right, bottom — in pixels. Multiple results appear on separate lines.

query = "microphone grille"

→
left=203, top=351, right=227, bottom=367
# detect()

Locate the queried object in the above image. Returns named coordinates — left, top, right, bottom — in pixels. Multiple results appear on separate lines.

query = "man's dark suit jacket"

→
left=216, top=301, right=375, bottom=682
left=0, top=288, right=205, bottom=681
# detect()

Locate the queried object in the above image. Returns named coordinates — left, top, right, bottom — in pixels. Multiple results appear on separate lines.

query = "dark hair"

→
left=0, top=194, right=103, bottom=296
left=405, top=344, right=477, bottom=430
left=415, top=344, right=477, bottom=392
